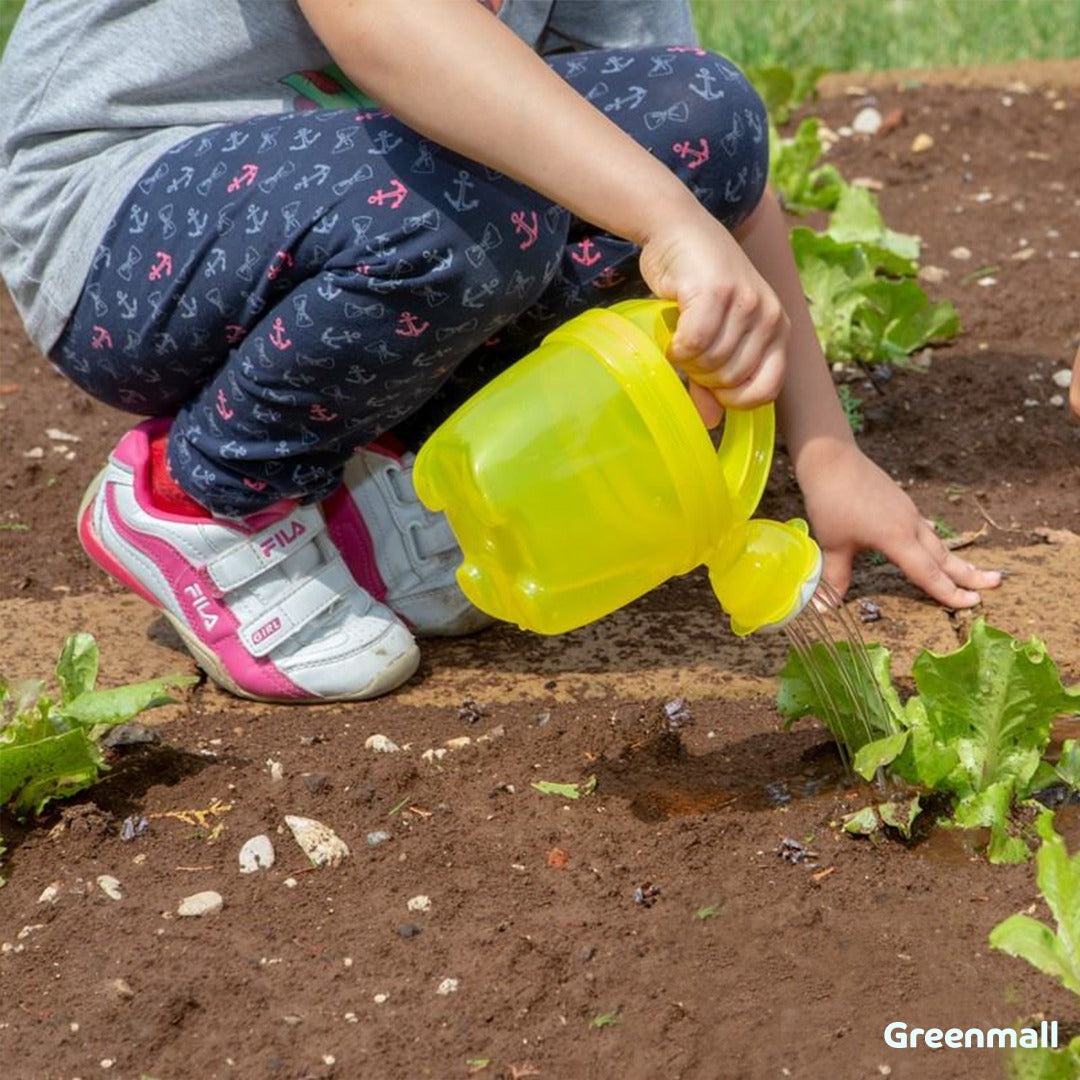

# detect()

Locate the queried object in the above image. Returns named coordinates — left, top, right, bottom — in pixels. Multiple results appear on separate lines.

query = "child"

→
left=0, top=0, right=1001, bottom=702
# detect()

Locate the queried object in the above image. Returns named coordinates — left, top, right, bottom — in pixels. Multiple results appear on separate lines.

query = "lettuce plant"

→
left=990, top=811, right=1080, bottom=1076
left=779, top=619, right=1080, bottom=862
left=0, top=633, right=196, bottom=874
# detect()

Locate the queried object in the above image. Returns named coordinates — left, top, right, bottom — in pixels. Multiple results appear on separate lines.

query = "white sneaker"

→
left=323, top=441, right=495, bottom=637
left=77, top=419, right=420, bottom=702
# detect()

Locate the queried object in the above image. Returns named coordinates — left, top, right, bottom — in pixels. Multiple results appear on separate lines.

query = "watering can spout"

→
left=707, top=518, right=823, bottom=636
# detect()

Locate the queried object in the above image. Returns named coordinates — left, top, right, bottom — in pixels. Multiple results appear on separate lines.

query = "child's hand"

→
left=1070, top=343, right=1080, bottom=419
left=796, top=440, right=1002, bottom=609
left=638, top=212, right=789, bottom=425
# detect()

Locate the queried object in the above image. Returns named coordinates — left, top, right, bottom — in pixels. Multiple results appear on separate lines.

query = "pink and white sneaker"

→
left=323, top=440, right=495, bottom=637
left=77, top=420, right=420, bottom=702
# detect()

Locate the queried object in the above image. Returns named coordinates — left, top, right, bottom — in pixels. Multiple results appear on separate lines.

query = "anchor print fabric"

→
left=52, top=47, right=768, bottom=517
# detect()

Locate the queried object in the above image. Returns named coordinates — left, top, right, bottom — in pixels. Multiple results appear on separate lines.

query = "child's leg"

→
left=395, top=45, right=770, bottom=444
left=53, top=110, right=570, bottom=517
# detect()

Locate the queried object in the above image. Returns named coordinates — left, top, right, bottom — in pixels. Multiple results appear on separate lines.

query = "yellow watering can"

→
left=413, top=298, right=822, bottom=636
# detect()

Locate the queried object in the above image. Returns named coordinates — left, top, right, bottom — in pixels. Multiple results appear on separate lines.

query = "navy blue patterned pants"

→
left=53, top=47, right=768, bottom=517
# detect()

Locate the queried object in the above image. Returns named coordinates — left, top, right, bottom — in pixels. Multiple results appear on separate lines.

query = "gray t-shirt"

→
left=0, top=0, right=696, bottom=354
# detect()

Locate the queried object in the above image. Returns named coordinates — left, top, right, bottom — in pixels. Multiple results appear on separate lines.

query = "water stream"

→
left=781, top=579, right=900, bottom=778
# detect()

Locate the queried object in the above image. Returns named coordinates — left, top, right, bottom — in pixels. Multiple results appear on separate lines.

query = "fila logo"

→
left=259, top=520, right=307, bottom=558
left=183, top=582, right=219, bottom=631
left=251, top=617, right=282, bottom=646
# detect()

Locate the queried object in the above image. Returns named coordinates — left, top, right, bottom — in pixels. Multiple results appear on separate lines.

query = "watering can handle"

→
left=612, top=297, right=777, bottom=522
left=717, top=402, right=775, bottom=522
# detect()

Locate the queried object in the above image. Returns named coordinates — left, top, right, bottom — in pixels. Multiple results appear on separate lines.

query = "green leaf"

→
left=842, top=806, right=881, bottom=836
left=1007, top=1037, right=1080, bottom=1080
left=913, top=619, right=1077, bottom=798
left=531, top=776, right=597, bottom=800
left=55, top=632, right=99, bottom=704
left=827, top=185, right=921, bottom=262
left=1053, top=738, right=1080, bottom=790
left=853, top=731, right=909, bottom=780
left=878, top=796, right=922, bottom=839
left=0, top=727, right=103, bottom=816
left=770, top=119, right=845, bottom=214
left=64, top=675, right=197, bottom=728
left=989, top=810, right=1080, bottom=994
left=778, top=639, right=902, bottom=756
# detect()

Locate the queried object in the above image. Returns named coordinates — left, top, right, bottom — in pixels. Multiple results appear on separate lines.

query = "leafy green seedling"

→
left=693, top=903, right=723, bottom=921
left=781, top=619, right=1080, bottom=862
left=990, top=810, right=1080, bottom=995
left=770, top=117, right=845, bottom=214
left=531, top=776, right=597, bottom=800
left=589, top=1010, right=621, bottom=1030
left=1, top=633, right=196, bottom=868
left=991, top=811, right=1080, bottom=1079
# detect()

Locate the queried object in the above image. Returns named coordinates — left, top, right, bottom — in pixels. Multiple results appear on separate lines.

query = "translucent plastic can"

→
left=413, top=299, right=822, bottom=635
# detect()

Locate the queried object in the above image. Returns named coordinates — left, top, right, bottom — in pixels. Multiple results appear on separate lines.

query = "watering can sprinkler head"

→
left=707, top=517, right=823, bottom=636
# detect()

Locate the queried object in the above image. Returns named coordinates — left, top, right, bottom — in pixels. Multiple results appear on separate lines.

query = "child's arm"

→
left=297, top=0, right=786, bottom=414
left=738, top=189, right=1002, bottom=609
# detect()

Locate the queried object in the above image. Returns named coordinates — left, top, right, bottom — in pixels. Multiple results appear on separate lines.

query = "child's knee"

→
left=655, top=50, right=770, bottom=230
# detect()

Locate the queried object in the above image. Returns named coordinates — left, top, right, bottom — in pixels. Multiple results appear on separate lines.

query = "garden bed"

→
left=1, top=60, right=1080, bottom=1080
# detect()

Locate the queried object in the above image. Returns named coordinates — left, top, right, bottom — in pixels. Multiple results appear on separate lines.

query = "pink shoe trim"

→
left=81, top=476, right=305, bottom=701
left=322, top=484, right=389, bottom=604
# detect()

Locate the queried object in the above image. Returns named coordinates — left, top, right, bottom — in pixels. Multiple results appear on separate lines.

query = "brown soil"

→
left=2, top=60, right=1080, bottom=1080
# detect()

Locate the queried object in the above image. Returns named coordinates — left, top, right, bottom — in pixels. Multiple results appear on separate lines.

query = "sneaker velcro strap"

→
left=237, top=552, right=355, bottom=658
left=207, top=505, right=326, bottom=593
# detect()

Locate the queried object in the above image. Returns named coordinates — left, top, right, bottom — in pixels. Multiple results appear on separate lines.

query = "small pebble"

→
left=407, top=894, right=432, bottom=913
left=285, top=815, right=350, bottom=867
left=949, top=246, right=972, bottom=261
left=444, top=736, right=472, bottom=751
left=1050, top=394, right=1065, bottom=407
left=436, top=977, right=460, bottom=995
left=266, top=758, right=285, bottom=782
left=97, top=875, right=123, bottom=901
left=364, top=733, right=400, bottom=753
left=911, top=132, right=934, bottom=152
left=396, top=923, right=423, bottom=939
left=38, top=883, right=61, bottom=905
left=852, top=106, right=882, bottom=135
left=238, top=834, right=276, bottom=874
left=373, top=992, right=389, bottom=1004
left=365, top=830, right=392, bottom=847
left=108, top=977, right=135, bottom=1001
left=177, top=890, right=224, bottom=917
left=917, top=265, right=948, bottom=284
left=1052, top=369, right=1072, bottom=388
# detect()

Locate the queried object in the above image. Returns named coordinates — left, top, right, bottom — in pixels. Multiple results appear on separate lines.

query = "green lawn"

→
left=691, top=0, right=1080, bottom=71
left=1, top=1, right=1078, bottom=73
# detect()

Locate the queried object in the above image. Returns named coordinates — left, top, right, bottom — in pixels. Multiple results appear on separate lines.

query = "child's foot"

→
left=323, top=441, right=495, bottom=637
left=77, top=420, right=420, bottom=702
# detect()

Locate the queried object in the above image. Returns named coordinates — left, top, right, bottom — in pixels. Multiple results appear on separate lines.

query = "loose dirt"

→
left=2, top=60, right=1079, bottom=1080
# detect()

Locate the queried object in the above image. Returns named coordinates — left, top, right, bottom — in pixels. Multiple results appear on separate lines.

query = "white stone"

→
left=949, top=246, right=972, bottom=261
left=444, top=736, right=472, bottom=751
left=177, top=891, right=223, bottom=917
left=407, top=894, right=432, bottom=913
left=436, top=977, right=460, bottom=995
left=852, top=106, right=882, bottom=135
left=1052, top=368, right=1073, bottom=388
left=285, top=815, right=350, bottom=867
left=238, top=834, right=276, bottom=874
left=38, top=882, right=61, bottom=904
left=97, top=875, right=123, bottom=901
left=364, top=734, right=400, bottom=753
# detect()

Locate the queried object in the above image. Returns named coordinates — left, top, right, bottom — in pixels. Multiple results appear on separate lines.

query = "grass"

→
left=692, top=0, right=1080, bottom=71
